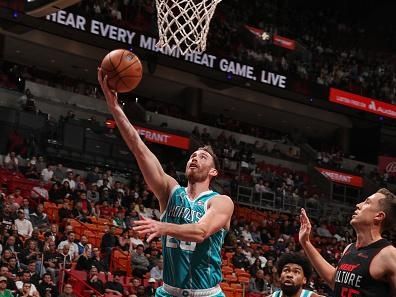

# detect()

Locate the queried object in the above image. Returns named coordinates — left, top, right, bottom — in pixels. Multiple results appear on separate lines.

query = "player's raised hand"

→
left=299, top=208, right=312, bottom=245
left=133, top=216, right=165, bottom=243
left=97, top=67, right=119, bottom=110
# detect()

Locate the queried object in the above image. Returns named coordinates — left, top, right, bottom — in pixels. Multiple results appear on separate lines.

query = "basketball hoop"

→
left=155, top=0, right=221, bottom=55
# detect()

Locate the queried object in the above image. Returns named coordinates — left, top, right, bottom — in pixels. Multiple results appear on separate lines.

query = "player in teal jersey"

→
left=98, top=69, right=234, bottom=297
left=270, top=253, right=323, bottom=297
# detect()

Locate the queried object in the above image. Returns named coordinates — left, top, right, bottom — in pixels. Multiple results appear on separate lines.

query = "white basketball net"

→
left=155, top=0, right=221, bottom=55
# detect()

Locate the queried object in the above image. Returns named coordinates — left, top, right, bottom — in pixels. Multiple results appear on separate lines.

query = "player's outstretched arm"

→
left=134, top=195, right=234, bottom=242
left=98, top=68, right=177, bottom=210
left=379, top=246, right=396, bottom=295
left=299, top=208, right=336, bottom=289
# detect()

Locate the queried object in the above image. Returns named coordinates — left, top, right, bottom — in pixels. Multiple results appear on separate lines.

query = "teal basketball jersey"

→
left=272, top=289, right=314, bottom=297
left=160, top=186, right=226, bottom=289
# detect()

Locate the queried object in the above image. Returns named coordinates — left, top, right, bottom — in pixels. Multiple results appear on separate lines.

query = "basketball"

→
left=100, top=49, right=143, bottom=93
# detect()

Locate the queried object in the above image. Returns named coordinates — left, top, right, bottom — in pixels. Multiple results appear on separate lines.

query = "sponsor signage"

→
left=378, top=156, right=396, bottom=176
left=273, top=35, right=296, bottom=50
left=245, top=25, right=270, bottom=41
left=135, top=125, right=190, bottom=150
left=329, top=88, right=396, bottom=119
left=316, top=167, right=363, bottom=188
left=46, top=11, right=288, bottom=89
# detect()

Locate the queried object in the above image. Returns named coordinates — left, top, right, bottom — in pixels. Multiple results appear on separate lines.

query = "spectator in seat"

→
left=37, top=273, right=58, bottom=297
left=150, top=259, right=163, bottom=282
left=249, top=258, right=263, bottom=277
left=232, top=246, right=250, bottom=269
left=21, top=199, right=32, bottom=221
left=76, top=235, right=89, bottom=255
left=43, top=240, right=61, bottom=283
left=112, top=211, right=126, bottom=229
left=59, top=283, right=76, bottom=297
left=87, top=184, right=100, bottom=204
left=41, top=164, right=54, bottom=183
left=250, top=225, right=262, bottom=243
left=74, top=175, right=86, bottom=192
left=0, top=275, right=12, bottom=297
left=58, top=244, right=72, bottom=270
left=14, top=210, right=33, bottom=240
left=15, top=271, right=39, bottom=296
left=75, top=244, right=93, bottom=272
left=255, top=179, right=267, bottom=194
left=105, top=271, right=125, bottom=296
left=147, top=248, right=161, bottom=269
left=131, top=244, right=150, bottom=278
left=57, top=232, right=79, bottom=261
left=145, top=278, right=157, bottom=297
left=316, top=222, right=333, bottom=238
left=59, top=181, right=73, bottom=201
left=24, top=161, right=40, bottom=179
left=249, top=269, right=269, bottom=296
left=126, top=278, right=141, bottom=296
left=3, top=152, right=19, bottom=171
left=91, top=247, right=107, bottom=272
left=58, top=198, right=73, bottom=222
left=87, top=266, right=104, bottom=295
left=8, top=188, right=24, bottom=209
left=100, top=225, right=117, bottom=267
left=18, top=240, right=41, bottom=268
left=30, top=204, right=50, bottom=231
left=15, top=282, right=37, bottom=297
left=125, top=210, right=140, bottom=228
left=31, top=181, right=49, bottom=201
left=129, top=229, right=144, bottom=252
left=71, top=201, right=86, bottom=221
left=8, top=256, right=20, bottom=275
left=0, top=250, right=12, bottom=267
left=118, top=229, right=131, bottom=252
left=6, top=195, right=20, bottom=213
left=86, top=167, right=100, bottom=184
left=48, top=182, right=63, bottom=204
left=98, top=199, right=112, bottom=219
left=62, top=170, right=76, bottom=191
left=4, top=235, right=22, bottom=254
left=76, top=192, right=92, bottom=216
left=53, top=164, right=66, bottom=182
left=0, top=265, right=17, bottom=292
left=241, top=225, right=254, bottom=242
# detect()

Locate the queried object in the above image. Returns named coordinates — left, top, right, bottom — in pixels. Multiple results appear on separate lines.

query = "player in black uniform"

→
left=299, top=188, right=396, bottom=297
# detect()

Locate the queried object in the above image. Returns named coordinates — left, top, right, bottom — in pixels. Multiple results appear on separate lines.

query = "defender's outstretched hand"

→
left=299, top=208, right=312, bottom=245
left=98, top=67, right=119, bottom=110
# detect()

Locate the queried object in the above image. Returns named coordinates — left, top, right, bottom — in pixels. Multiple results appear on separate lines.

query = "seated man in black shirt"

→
left=105, top=272, right=125, bottom=296
left=38, top=273, right=58, bottom=297
left=87, top=266, right=104, bottom=295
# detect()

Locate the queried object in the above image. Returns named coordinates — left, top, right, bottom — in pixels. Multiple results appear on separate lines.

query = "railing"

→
left=60, top=269, right=105, bottom=297
left=236, top=185, right=321, bottom=218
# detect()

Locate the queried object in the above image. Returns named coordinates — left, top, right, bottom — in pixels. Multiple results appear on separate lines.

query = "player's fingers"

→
left=301, top=208, right=309, bottom=222
left=147, top=232, right=159, bottom=243
left=136, top=230, right=149, bottom=236
left=133, top=220, right=151, bottom=226
left=132, top=225, right=150, bottom=232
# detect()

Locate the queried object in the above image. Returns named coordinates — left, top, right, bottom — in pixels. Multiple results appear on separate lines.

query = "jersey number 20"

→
left=166, top=235, right=197, bottom=251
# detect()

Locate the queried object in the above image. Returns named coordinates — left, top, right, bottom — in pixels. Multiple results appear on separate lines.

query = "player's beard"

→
left=280, top=283, right=300, bottom=296
left=186, top=167, right=209, bottom=183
